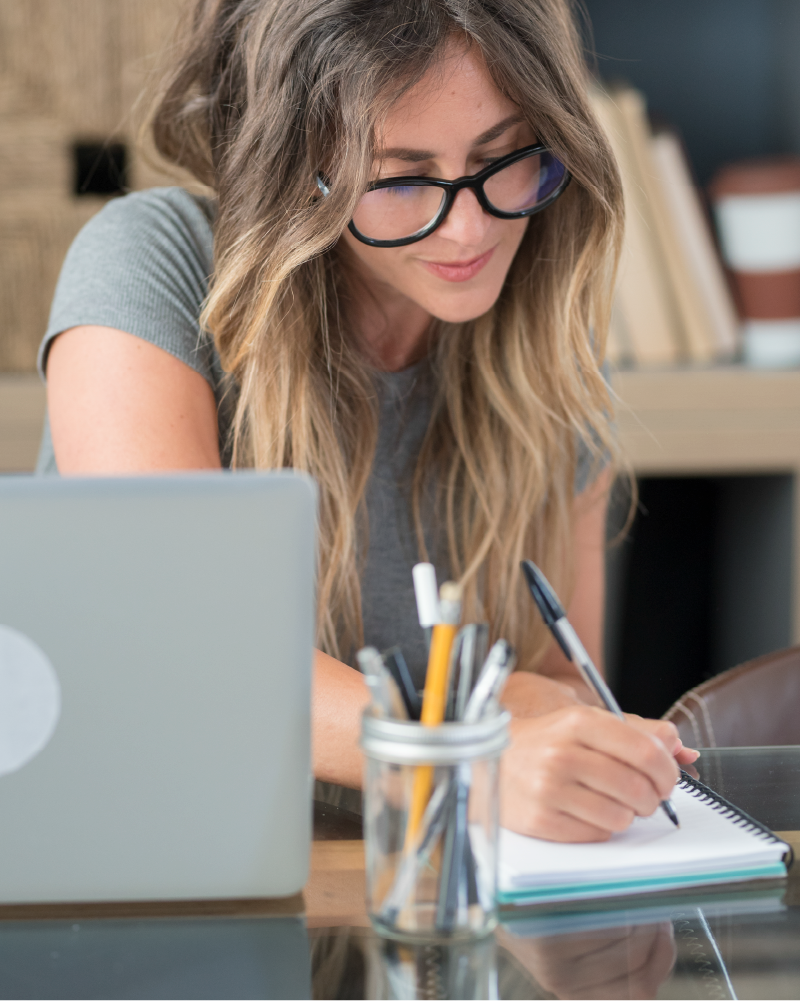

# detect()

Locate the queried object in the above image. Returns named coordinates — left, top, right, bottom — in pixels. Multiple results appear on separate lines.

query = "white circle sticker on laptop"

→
left=0, top=625, right=61, bottom=777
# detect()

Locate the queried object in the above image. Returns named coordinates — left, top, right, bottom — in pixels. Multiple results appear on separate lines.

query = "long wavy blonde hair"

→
left=151, top=0, right=624, bottom=667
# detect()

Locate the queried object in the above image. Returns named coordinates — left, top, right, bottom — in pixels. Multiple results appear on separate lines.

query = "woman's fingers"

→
left=571, top=746, right=666, bottom=820
left=560, top=708, right=680, bottom=801
left=624, top=713, right=700, bottom=763
left=500, top=707, right=682, bottom=840
left=675, top=744, right=701, bottom=764
left=556, top=780, right=637, bottom=835
left=533, top=739, right=665, bottom=822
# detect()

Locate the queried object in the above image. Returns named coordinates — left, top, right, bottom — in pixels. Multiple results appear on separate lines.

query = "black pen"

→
left=521, top=559, right=680, bottom=828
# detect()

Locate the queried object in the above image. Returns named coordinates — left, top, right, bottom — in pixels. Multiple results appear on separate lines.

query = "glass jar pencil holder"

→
left=365, top=931, right=498, bottom=1000
left=360, top=709, right=510, bottom=942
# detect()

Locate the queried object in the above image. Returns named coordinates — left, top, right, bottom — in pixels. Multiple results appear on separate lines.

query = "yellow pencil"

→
left=404, top=581, right=462, bottom=847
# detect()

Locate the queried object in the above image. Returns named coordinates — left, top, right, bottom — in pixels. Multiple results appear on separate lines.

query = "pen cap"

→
left=412, top=563, right=440, bottom=627
left=520, top=559, right=565, bottom=625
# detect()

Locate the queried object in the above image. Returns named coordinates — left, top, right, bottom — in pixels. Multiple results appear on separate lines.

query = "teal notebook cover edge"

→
left=496, top=861, right=788, bottom=905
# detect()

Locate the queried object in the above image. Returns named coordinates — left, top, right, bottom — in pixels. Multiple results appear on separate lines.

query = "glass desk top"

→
left=692, top=746, right=800, bottom=831
left=1, top=747, right=798, bottom=1000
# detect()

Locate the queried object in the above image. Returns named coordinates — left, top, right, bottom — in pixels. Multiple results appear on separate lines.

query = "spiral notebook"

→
left=497, top=773, right=791, bottom=906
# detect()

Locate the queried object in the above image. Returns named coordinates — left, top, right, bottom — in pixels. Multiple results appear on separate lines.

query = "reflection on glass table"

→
left=0, top=915, right=312, bottom=1000
left=310, top=885, right=798, bottom=1000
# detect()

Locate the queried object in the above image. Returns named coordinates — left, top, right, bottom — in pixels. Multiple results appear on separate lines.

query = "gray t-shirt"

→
left=37, top=186, right=600, bottom=688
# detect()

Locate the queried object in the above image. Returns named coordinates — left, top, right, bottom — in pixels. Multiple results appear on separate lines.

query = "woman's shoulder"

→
left=71, top=186, right=215, bottom=270
left=40, top=186, right=220, bottom=384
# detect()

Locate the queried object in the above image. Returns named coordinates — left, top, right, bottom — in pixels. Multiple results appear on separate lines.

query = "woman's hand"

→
left=502, top=669, right=592, bottom=716
left=497, top=921, right=676, bottom=1000
left=501, top=673, right=700, bottom=765
left=623, top=712, right=700, bottom=768
left=500, top=706, right=688, bottom=842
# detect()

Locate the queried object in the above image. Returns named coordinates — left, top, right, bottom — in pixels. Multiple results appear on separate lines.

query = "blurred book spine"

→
left=589, top=83, right=740, bottom=369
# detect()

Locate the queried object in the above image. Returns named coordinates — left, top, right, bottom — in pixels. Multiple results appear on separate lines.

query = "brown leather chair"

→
left=662, top=646, right=800, bottom=747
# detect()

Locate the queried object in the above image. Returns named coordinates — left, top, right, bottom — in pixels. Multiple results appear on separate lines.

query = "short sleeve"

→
left=38, top=187, right=217, bottom=386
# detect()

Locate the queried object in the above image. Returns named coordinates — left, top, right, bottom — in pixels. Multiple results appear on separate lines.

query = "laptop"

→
left=0, top=471, right=316, bottom=904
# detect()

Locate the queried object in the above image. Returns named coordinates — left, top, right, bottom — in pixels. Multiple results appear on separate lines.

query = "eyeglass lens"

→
left=351, top=150, right=566, bottom=243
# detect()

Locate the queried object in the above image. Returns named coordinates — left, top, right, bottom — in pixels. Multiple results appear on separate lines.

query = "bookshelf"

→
left=605, top=367, right=798, bottom=715
left=614, top=367, right=800, bottom=633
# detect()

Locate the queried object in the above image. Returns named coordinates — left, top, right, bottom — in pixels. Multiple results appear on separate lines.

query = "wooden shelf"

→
left=613, top=366, right=800, bottom=645
left=613, top=367, right=800, bottom=474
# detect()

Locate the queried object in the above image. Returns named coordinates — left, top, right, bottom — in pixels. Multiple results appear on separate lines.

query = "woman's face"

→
left=341, top=43, right=533, bottom=325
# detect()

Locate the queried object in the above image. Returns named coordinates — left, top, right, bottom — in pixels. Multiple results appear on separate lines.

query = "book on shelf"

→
left=590, top=83, right=740, bottom=368
left=590, top=86, right=681, bottom=368
left=650, top=129, right=740, bottom=360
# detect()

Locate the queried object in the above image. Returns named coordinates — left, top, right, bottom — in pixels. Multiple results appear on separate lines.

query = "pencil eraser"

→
left=439, top=581, right=463, bottom=604
left=412, top=562, right=440, bottom=627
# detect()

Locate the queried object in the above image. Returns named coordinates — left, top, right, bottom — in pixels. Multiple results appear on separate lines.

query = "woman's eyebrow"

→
left=377, top=146, right=437, bottom=163
left=376, top=114, right=526, bottom=164
left=470, top=114, right=525, bottom=148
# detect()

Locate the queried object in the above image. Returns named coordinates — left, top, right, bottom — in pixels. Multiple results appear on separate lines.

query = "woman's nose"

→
left=435, top=186, right=492, bottom=247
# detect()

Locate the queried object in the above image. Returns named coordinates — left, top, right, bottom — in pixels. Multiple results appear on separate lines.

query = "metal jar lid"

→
left=360, top=710, right=510, bottom=765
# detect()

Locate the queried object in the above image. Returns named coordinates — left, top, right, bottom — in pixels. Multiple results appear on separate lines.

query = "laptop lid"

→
left=0, top=471, right=316, bottom=904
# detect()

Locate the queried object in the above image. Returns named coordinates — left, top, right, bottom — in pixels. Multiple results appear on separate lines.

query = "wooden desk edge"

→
left=0, top=892, right=305, bottom=922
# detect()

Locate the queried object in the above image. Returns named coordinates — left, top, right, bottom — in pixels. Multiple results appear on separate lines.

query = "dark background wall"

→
left=606, top=476, right=793, bottom=719
left=583, top=0, right=800, bottom=185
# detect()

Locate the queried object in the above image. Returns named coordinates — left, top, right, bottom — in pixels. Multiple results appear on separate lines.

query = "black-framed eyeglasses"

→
left=316, top=143, right=571, bottom=248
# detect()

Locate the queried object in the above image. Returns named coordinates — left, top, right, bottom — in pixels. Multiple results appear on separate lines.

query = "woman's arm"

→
left=47, top=326, right=222, bottom=472
left=47, top=325, right=370, bottom=788
left=312, top=650, right=371, bottom=787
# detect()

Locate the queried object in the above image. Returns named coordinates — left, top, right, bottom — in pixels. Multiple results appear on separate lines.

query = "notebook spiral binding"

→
left=679, top=770, right=794, bottom=868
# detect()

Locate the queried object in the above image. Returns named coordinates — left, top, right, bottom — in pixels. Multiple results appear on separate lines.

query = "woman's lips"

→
left=419, top=246, right=495, bottom=282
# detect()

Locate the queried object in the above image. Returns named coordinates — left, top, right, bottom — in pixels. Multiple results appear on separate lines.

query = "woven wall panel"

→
left=0, top=118, right=72, bottom=197
left=0, top=199, right=102, bottom=371
left=0, top=0, right=209, bottom=371
left=119, top=0, right=203, bottom=191
left=0, top=1, right=121, bottom=137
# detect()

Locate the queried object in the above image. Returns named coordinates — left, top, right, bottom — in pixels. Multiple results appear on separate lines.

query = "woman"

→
left=41, top=0, right=696, bottom=841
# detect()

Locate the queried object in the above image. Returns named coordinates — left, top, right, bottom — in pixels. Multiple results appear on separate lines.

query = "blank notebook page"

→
left=498, top=782, right=788, bottom=902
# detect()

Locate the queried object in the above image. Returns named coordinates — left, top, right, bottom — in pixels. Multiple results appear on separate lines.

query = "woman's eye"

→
left=475, top=148, right=515, bottom=169
left=383, top=185, right=419, bottom=197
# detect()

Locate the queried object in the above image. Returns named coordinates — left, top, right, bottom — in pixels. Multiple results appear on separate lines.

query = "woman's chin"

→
left=419, top=284, right=504, bottom=325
